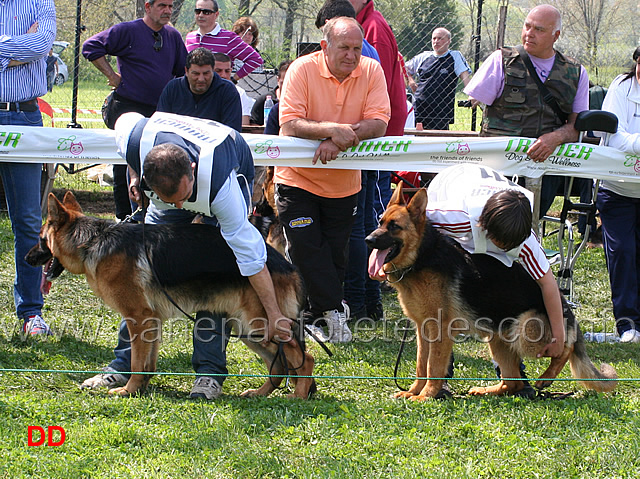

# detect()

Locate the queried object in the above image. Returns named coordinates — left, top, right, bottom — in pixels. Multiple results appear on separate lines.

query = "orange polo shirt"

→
left=276, top=50, right=391, bottom=198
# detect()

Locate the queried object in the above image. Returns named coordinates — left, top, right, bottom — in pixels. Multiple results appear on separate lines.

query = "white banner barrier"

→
left=2, top=125, right=640, bottom=183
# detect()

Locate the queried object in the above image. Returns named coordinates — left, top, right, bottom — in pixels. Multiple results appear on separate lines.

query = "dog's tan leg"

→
left=412, top=319, right=453, bottom=401
left=109, top=315, right=161, bottom=397
left=535, top=343, right=573, bottom=389
left=394, top=318, right=429, bottom=399
left=468, top=340, right=524, bottom=396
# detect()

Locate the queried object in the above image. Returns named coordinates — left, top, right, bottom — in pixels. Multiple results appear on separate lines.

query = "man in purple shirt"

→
left=82, top=0, right=187, bottom=221
left=464, top=4, right=589, bottom=218
left=185, top=0, right=263, bottom=82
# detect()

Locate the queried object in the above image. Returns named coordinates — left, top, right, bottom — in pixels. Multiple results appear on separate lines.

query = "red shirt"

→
left=357, top=1, right=408, bottom=135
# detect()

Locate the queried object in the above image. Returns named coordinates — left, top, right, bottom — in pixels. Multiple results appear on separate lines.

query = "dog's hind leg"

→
left=534, top=344, right=573, bottom=389
left=469, top=339, right=525, bottom=396
left=109, top=314, right=161, bottom=397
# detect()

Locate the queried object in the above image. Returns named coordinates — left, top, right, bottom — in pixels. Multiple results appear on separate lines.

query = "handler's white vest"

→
left=139, top=112, right=235, bottom=216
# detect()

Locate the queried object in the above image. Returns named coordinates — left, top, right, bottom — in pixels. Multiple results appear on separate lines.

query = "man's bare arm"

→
left=91, top=56, right=121, bottom=89
left=281, top=118, right=358, bottom=151
left=351, top=119, right=388, bottom=140
left=527, top=112, right=579, bottom=163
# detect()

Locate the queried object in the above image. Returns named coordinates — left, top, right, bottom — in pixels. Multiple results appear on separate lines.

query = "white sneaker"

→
left=305, top=324, right=329, bottom=342
left=620, top=329, right=640, bottom=343
left=325, top=305, right=352, bottom=343
left=80, top=366, right=128, bottom=389
left=190, top=376, right=222, bottom=400
left=23, top=315, right=52, bottom=336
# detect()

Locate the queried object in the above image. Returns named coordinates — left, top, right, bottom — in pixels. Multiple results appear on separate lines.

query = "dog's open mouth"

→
left=368, top=244, right=400, bottom=277
left=41, top=257, right=65, bottom=295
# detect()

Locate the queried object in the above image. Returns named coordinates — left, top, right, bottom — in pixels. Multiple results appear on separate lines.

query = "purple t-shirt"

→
left=83, top=19, right=187, bottom=106
left=464, top=49, right=589, bottom=113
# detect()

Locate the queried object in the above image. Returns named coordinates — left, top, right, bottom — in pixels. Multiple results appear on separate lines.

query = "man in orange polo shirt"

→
left=275, top=16, right=390, bottom=343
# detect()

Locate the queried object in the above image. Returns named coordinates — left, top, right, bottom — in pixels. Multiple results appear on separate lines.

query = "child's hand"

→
left=537, top=338, right=564, bottom=358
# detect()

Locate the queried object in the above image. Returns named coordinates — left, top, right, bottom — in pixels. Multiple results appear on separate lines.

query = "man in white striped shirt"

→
left=0, top=0, right=56, bottom=336
left=426, top=163, right=566, bottom=359
left=185, top=0, right=263, bottom=83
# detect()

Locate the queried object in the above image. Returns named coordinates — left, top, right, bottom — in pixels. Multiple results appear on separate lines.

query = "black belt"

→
left=0, top=99, right=38, bottom=112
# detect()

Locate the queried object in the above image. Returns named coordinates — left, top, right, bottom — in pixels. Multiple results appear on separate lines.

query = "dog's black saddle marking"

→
left=80, top=219, right=296, bottom=288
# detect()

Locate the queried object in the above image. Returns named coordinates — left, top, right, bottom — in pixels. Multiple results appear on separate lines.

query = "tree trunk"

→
left=136, top=0, right=145, bottom=19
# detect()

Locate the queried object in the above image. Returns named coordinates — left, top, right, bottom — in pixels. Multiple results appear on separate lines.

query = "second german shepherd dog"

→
left=26, top=192, right=315, bottom=399
left=366, top=184, right=617, bottom=400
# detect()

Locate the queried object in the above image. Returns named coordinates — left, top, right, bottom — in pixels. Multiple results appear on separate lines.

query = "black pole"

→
left=471, top=0, right=483, bottom=131
left=67, top=0, right=85, bottom=129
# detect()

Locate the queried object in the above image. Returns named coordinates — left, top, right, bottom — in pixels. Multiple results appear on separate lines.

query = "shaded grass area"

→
left=1, top=180, right=639, bottom=477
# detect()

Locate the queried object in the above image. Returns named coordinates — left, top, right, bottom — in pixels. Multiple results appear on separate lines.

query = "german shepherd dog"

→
left=366, top=184, right=617, bottom=400
left=26, top=192, right=315, bottom=399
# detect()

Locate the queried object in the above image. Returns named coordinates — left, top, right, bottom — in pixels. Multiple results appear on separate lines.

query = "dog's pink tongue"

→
left=368, top=248, right=391, bottom=277
left=41, top=259, right=52, bottom=295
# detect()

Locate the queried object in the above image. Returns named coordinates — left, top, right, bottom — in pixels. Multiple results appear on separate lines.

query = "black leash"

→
left=393, top=318, right=412, bottom=392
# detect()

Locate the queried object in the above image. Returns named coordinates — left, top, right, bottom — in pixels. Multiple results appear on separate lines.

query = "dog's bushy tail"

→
left=569, top=331, right=618, bottom=392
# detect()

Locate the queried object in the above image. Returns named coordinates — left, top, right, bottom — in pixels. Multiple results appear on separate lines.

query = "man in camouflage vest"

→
left=464, top=4, right=590, bottom=218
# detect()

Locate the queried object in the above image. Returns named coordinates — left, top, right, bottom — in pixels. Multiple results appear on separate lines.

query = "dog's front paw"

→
left=393, top=391, right=416, bottom=399
left=108, top=386, right=132, bottom=397
left=240, top=388, right=261, bottom=398
left=408, top=395, right=429, bottom=402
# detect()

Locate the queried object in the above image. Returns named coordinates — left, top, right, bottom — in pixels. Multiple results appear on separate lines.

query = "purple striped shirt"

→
left=185, top=25, right=263, bottom=79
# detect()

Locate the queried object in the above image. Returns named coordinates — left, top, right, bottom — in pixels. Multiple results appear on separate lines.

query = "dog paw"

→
left=240, top=389, right=260, bottom=398
left=468, top=386, right=488, bottom=396
left=534, top=379, right=552, bottom=390
left=393, top=391, right=416, bottom=399
left=108, top=386, right=131, bottom=397
left=408, top=395, right=429, bottom=402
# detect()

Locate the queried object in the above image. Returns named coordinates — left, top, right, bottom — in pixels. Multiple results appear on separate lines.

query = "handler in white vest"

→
left=82, top=112, right=292, bottom=400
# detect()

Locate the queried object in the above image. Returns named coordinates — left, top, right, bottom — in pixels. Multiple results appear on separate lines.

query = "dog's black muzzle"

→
left=25, top=237, right=65, bottom=280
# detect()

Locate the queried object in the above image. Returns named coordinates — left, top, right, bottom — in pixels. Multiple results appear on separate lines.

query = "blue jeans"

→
left=109, top=205, right=230, bottom=383
left=344, top=171, right=391, bottom=313
left=597, top=188, right=640, bottom=334
left=0, top=109, right=44, bottom=319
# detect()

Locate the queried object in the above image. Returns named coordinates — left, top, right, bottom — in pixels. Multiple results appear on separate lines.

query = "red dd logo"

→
left=27, top=426, right=66, bottom=446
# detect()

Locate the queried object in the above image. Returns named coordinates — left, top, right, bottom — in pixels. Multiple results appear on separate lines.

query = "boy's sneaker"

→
left=620, top=329, right=640, bottom=343
left=80, top=367, right=128, bottom=389
left=325, top=305, right=352, bottom=343
left=305, top=324, right=329, bottom=343
left=22, top=315, right=52, bottom=336
left=190, top=376, right=222, bottom=400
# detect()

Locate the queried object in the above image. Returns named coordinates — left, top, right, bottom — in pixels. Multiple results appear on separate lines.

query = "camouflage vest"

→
left=481, top=46, right=581, bottom=138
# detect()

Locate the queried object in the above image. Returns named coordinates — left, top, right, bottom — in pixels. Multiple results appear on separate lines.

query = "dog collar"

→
left=384, top=263, right=413, bottom=283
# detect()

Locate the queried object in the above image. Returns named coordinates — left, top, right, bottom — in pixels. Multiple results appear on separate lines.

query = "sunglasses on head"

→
left=152, top=31, right=163, bottom=52
left=194, top=8, right=215, bottom=15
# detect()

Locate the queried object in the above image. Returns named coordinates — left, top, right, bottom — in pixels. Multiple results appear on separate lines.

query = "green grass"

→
left=1, top=182, right=639, bottom=477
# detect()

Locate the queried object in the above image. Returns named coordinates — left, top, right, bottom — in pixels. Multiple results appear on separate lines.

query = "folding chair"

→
left=541, top=110, right=618, bottom=305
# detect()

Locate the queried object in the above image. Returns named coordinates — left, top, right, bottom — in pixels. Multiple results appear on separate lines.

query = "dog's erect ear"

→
left=62, top=191, right=83, bottom=213
left=388, top=182, right=407, bottom=208
left=407, top=188, right=428, bottom=224
left=47, top=193, right=69, bottom=228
